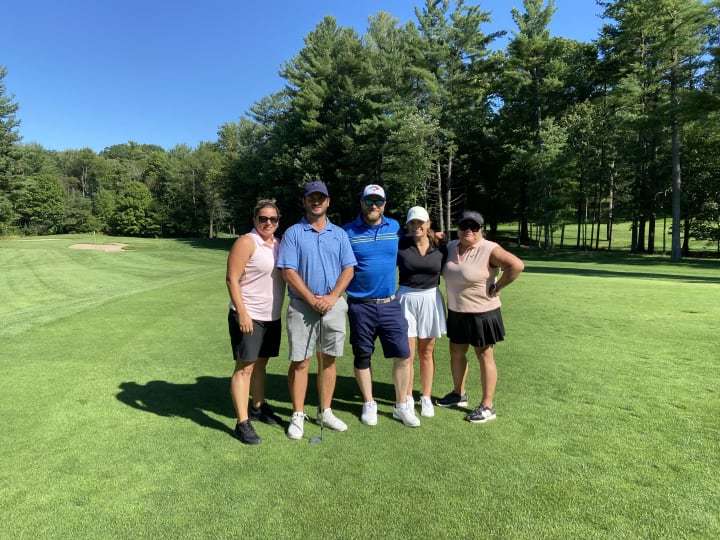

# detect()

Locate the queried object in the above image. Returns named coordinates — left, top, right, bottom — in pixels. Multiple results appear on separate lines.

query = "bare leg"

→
left=449, top=342, right=469, bottom=396
left=288, top=358, right=309, bottom=412
left=317, top=352, right=337, bottom=410
left=417, top=337, right=436, bottom=398
left=474, top=345, right=497, bottom=407
left=354, top=367, right=373, bottom=403
left=405, top=337, right=417, bottom=398
left=392, top=357, right=412, bottom=405
left=250, top=357, right=269, bottom=409
left=231, top=360, right=255, bottom=423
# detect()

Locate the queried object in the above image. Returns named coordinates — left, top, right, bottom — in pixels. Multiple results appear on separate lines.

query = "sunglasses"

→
left=458, top=221, right=481, bottom=232
left=256, top=216, right=279, bottom=224
left=363, top=199, right=385, bottom=207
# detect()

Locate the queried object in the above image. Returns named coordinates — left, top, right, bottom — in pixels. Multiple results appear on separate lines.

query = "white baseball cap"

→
left=406, top=206, right=430, bottom=223
left=361, top=184, right=386, bottom=200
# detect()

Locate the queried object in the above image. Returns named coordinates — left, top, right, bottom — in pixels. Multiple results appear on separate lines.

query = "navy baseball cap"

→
left=303, top=181, right=329, bottom=197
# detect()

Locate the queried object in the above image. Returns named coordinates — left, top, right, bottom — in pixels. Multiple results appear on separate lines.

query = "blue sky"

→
left=3, top=0, right=603, bottom=153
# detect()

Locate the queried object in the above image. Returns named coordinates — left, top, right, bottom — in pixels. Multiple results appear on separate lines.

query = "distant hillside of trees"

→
left=2, top=0, right=719, bottom=259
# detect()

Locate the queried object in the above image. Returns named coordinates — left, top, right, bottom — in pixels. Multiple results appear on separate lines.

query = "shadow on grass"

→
left=524, top=264, right=720, bottom=283
left=174, top=237, right=236, bottom=252
left=116, top=373, right=398, bottom=436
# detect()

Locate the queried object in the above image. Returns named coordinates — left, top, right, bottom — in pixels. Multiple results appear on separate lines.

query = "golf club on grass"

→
left=309, top=314, right=324, bottom=445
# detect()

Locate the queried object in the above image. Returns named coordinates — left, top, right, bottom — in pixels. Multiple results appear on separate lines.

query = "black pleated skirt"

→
left=447, top=308, right=505, bottom=347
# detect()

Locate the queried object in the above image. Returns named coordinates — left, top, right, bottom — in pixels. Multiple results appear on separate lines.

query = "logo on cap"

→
left=362, top=184, right=386, bottom=200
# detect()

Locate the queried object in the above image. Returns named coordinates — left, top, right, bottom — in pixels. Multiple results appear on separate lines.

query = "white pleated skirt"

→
left=397, top=285, right=447, bottom=339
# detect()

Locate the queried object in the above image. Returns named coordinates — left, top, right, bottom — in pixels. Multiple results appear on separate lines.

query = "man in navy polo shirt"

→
left=343, top=184, right=420, bottom=428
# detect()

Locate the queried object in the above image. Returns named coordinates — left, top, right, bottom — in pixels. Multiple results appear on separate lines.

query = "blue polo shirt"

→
left=343, top=215, right=401, bottom=299
left=277, top=217, right=356, bottom=299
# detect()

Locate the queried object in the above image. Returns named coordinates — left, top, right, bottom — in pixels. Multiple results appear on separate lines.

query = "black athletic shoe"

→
left=436, top=391, right=468, bottom=408
left=466, top=404, right=496, bottom=423
left=249, top=402, right=282, bottom=425
left=235, top=420, right=261, bottom=445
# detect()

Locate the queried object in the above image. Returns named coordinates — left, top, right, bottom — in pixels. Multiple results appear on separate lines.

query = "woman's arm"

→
left=489, top=245, right=525, bottom=296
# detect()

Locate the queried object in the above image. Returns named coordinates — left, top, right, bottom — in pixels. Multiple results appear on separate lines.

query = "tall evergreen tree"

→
left=599, top=0, right=714, bottom=259
left=0, top=65, right=22, bottom=233
left=413, top=0, right=500, bottom=230
left=496, top=0, right=591, bottom=245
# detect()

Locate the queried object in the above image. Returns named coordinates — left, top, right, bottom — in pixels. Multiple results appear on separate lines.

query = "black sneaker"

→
left=436, top=391, right=468, bottom=408
left=466, top=404, right=496, bottom=423
left=249, top=402, right=282, bottom=425
left=235, top=420, right=261, bottom=445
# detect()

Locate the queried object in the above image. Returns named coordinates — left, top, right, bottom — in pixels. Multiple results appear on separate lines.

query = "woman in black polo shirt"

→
left=396, top=206, right=448, bottom=418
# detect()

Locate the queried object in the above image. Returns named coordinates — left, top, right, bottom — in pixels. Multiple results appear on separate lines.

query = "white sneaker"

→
left=361, top=401, right=378, bottom=426
left=393, top=403, right=421, bottom=427
left=317, top=408, right=348, bottom=432
left=420, top=396, right=435, bottom=418
left=406, top=395, right=417, bottom=417
left=287, top=412, right=307, bottom=440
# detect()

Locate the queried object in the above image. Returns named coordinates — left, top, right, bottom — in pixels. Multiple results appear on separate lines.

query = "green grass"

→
left=1, top=235, right=718, bottom=539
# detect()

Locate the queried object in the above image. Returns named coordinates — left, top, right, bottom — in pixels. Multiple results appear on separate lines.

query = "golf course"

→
left=1, top=234, right=718, bottom=539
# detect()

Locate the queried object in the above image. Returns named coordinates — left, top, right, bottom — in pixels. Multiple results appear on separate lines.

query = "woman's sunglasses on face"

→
left=458, top=221, right=481, bottom=232
left=256, top=215, right=279, bottom=224
left=363, top=198, right=385, bottom=207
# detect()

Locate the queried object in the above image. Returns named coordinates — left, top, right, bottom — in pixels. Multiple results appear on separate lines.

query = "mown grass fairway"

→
left=1, top=235, right=718, bottom=539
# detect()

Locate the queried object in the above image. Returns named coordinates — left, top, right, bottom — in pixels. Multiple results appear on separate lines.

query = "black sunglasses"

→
left=458, top=221, right=481, bottom=232
left=256, top=216, right=279, bottom=224
left=363, top=199, right=385, bottom=207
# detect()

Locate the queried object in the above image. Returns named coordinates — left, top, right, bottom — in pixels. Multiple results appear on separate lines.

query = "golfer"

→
left=277, top=181, right=356, bottom=440
left=343, top=184, right=419, bottom=428
left=397, top=206, right=447, bottom=418
left=226, top=199, right=285, bottom=445
left=438, top=210, right=524, bottom=423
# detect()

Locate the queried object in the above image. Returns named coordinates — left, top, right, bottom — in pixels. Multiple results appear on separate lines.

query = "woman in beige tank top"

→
left=439, top=211, right=525, bottom=424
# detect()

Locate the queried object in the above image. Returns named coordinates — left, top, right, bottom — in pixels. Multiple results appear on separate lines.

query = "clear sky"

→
left=2, top=0, right=603, bottom=153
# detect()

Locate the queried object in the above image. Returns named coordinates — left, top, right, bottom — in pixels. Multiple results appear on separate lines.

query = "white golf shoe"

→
left=361, top=400, right=378, bottom=426
left=317, top=408, right=348, bottom=432
left=393, top=403, right=420, bottom=427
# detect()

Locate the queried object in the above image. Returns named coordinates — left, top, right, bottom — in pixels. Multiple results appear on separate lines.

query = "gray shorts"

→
left=286, top=297, right=348, bottom=361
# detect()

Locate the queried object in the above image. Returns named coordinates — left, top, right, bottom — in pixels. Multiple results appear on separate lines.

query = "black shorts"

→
left=228, top=311, right=281, bottom=362
left=447, top=308, right=505, bottom=347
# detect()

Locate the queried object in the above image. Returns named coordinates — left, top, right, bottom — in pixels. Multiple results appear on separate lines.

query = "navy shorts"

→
left=228, top=311, right=281, bottom=362
left=347, top=298, right=410, bottom=359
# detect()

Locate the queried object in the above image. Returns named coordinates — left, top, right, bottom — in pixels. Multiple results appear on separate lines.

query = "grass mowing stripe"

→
left=1, top=236, right=229, bottom=339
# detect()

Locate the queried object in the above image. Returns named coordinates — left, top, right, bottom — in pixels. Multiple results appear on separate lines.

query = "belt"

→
left=347, top=294, right=396, bottom=304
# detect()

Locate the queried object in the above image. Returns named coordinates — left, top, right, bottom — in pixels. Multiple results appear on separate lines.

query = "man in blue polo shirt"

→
left=278, top=181, right=357, bottom=440
left=343, top=184, right=420, bottom=428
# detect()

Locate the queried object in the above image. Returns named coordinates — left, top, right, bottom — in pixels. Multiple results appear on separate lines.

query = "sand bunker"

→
left=69, top=242, right=129, bottom=252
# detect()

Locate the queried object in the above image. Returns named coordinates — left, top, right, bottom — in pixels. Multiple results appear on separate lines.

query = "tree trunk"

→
left=682, top=216, right=691, bottom=257
left=437, top=161, right=446, bottom=233
left=648, top=214, right=656, bottom=254
left=637, top=218, right=646, bottom=252
left=445, top=152, right=453, bottom=234
left=670, top=112, right=682, bottom=261
left=607, top=160, right=615, bottom=246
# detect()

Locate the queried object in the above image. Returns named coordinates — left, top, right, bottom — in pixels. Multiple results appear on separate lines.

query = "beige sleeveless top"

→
left=443, top=239, right=501, bottom=313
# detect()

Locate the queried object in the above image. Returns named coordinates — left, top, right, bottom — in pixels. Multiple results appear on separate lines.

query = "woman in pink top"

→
left=439, top=211, right=524, bottom=424
left=226, top=199, right=285, bottom=444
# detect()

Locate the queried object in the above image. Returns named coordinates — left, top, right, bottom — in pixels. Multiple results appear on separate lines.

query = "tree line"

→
left=1, top=0, right=719, bottom=259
